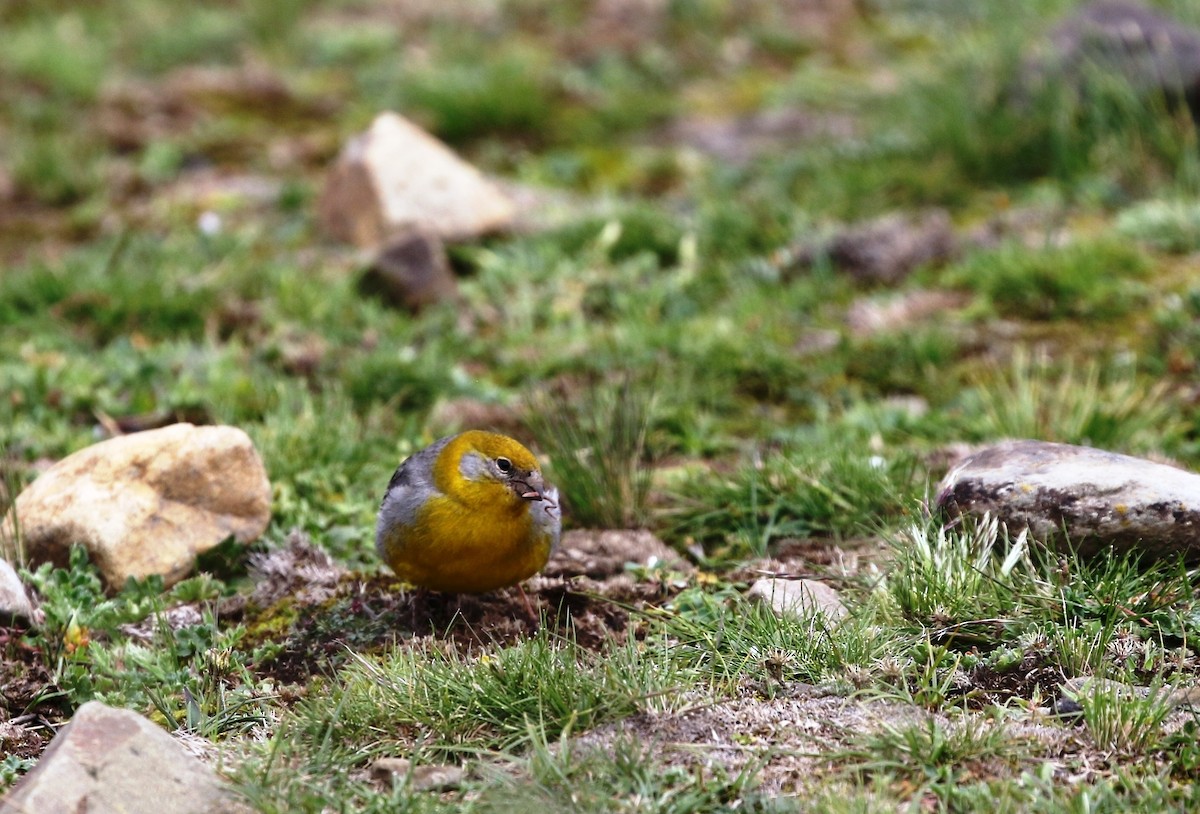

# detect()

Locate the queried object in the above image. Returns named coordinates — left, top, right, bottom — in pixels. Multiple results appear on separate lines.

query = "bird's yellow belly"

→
left=380, top=496, right=552, bottom=593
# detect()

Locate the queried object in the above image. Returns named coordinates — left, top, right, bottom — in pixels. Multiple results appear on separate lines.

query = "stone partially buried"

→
left=0, top=701, right=246, bottom=814
left=937, top=440, right=1200, bottom=559
left=1, top=423, right=271, bottom=589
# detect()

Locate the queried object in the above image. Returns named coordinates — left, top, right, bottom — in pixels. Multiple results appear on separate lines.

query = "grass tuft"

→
left=882, top=514, right=1034, bottom=630
left=942, top=240, right=1150, bottom=321
left=300, top=626, right=685, bottom=760
left=529, top=376, right=655, bottom=529
left=1071, top=677, right=1175, bottom=754
left=666, top=436, right=918, bottom=559
left=956, top=347, right=1186, bottom=453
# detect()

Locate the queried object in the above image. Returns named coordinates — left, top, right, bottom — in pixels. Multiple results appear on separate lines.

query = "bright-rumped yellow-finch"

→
left=375, top=430, right=561, bottom=593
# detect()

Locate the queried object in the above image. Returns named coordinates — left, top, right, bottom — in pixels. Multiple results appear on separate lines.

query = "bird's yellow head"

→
left=433, top=430, right=556, bottom=513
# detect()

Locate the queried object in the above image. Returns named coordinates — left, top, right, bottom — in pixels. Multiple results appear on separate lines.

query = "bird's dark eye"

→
left=496, top=457, right=512, bottom=473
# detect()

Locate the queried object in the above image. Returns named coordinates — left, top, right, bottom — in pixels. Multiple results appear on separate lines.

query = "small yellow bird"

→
left=375, top=430, right=561, bottom=595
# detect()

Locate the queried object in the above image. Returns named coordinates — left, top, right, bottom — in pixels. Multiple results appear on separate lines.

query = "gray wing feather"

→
left=375, top=435, right=453, bottom=557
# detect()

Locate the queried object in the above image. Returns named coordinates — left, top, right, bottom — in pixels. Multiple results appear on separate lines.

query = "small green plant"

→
left=395, top=42, right=560, bottom=144
left=656, top=586, right=883, bottom=694
left=529, top=376, right=655, bottom=529
left=837, top=714, right=1023, bottom=805
left=0, top=755, right=37, bottom=793
left=1051, top=619, right=1122, bottom=678
left=300, top=626, right=685, bottom=760
left=24, top=547, right=142, bottom=685
left=907, top=28, right=1200, bottom=194
left=1163, top=718, right=1200, bottom=779
left=845, top=327, right=962, bottom=398
left=881, top=641, right=972, bottom=710
left=550, top=205, right=685, bottom=268
left=475, top=733, right=781, bottom=814
left=881, top=514, right=1036, bottom=631
left=1071, top=677, right=1174, bottom=754
left=1150, top=285, right=1200, bottom=376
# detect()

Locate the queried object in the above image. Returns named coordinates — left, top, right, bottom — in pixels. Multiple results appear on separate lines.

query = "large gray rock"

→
left=2, top=424, right=271, bottom=589
left=1032, top=1, right=1200, bottom=123
left=937, top=440, right=1200, bottom=558
left=318, top=111, right=515, bottom=248
left=0, top=701, right=247, bottom=814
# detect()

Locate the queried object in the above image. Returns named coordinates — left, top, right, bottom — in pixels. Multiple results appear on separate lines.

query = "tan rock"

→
left=747, top=577, right=847, bottom=622
left=0, top=701, right=248, bottom=814
left=319, top=111, right=514, bottom=247
left=370, top=757, right=465, bottom=791
left=2, top=424, right=271, bottom=589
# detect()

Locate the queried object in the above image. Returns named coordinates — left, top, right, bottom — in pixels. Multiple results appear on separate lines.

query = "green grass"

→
left=1071, top=677, right=1176, bottom=753
left=941, top=239, right=1150, bottom=321
left=881, top=515, right=1033, bottom=631
left=666, top=434, right=919, bottom=558
left=1117, top=199, right=1200, bottom=253
left=658, top=586, right=886, bottom=693
left=953, top=348, right=1187, bottom=453
left=528, top=375, right=655, bottom=528
left=472, top=735, right=786, bottom=814
left=7, top=0, right=1200, bottom=809
left=305, top=627, right=687, bottom=759
left=837, top=715, right=1026, bottom=799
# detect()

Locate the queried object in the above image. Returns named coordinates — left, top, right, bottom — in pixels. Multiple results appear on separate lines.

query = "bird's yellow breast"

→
left=380, top=486, right=554, bottom=594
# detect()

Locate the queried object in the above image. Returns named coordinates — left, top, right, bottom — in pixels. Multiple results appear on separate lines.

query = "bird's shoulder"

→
left=376, top=436, right=457, bottom=548
left=384, top=435, right=455, bottom=495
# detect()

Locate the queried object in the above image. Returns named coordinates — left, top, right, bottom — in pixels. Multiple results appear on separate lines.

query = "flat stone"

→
left=937, top=440, right=1200, bottom=559
left=780, top=210, right=958, bottom=285
left=370, top=757, right=465, bottom=791
left=0, top=558, right=33, bottom=622
left=2, top=424, right=271, bottom=589
left=845, top=290, right=969, bottom=337
left=747, top=578, right=847, bottom=622
left=318, top=111, right=514, bottom=248
left=0, top=701, right=247, bottom=814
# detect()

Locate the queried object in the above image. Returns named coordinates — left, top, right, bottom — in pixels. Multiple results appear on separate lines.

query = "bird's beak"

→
left=513, top=471, right=556, bottom=507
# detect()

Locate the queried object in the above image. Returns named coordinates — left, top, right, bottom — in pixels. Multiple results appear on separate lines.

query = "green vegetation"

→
left=6, top=0, right=1200, bottom=810
left=941, top=238, right=1152, bottom=321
